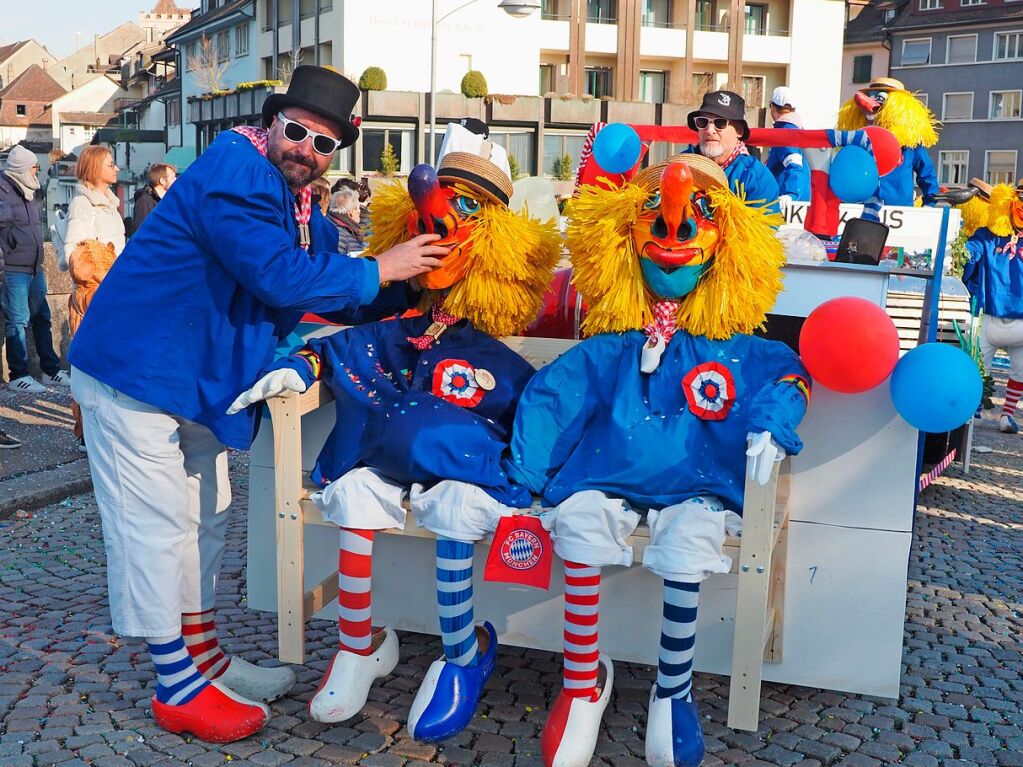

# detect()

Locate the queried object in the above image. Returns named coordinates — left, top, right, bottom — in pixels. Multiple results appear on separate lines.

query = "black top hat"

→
left=687, top=90, right=750, bottom=141
left=262, top=66, right=361, bottom=148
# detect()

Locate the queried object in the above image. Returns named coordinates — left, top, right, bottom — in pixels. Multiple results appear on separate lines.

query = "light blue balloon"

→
left=591, top=123, right=642, bottom=174
left=890, top=343, right=982, bottom=433
left=829, top=146, right=880, bottom=203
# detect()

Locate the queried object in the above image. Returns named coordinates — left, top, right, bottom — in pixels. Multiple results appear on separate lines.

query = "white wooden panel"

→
left=774, top=264, right=889, bottom=317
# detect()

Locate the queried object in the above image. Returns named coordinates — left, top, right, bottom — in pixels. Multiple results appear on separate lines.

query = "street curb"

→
left=0, top=458, right=93, bottom=519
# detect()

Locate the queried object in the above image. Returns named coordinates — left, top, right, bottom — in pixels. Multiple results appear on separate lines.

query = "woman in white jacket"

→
left=65, top=145, right=126, bottom=451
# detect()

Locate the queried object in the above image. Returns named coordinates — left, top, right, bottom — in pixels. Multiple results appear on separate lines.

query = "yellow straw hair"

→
left=566, top=179, right=785, bottom=340
left=959, top=195, right=990, bottom=238
left=837, top=89, right=940, bottom=148
left=366, top=179, right=561, bottom=337
left=987, top=183, right=1018, bottom=237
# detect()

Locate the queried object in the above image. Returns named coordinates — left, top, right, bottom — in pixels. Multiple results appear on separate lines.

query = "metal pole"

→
left=430, top=0, right=438, bottom=164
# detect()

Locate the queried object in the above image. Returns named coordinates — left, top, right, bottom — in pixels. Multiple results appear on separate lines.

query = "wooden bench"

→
left=266, top=335, right=791, bottom=732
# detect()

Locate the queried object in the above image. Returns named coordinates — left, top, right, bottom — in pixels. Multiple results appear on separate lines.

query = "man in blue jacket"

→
left=685, top=90, right=780, bottom=214
left=68, top=66, right=447, bottom=744
left=765, top=86, right=810, bottom=201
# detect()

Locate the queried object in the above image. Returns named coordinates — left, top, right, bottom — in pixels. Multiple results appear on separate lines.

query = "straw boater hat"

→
left=634, top=153, right=729, bottom=192
left=864, top=76, right=905, bottom=92
left=968, top=178, right=993, bottom=201
left=436, top=122, right=514, bottom=206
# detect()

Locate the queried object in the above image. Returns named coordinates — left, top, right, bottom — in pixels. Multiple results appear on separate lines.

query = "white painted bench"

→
left=265, top=335, right=790, bottom=732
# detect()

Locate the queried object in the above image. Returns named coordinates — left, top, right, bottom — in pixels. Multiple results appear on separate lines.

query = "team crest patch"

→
left=682, top=361, right=735, bottom=421
left=432, top=358, right=485, bottom=407
left=500, top=528, right=544, bottom=571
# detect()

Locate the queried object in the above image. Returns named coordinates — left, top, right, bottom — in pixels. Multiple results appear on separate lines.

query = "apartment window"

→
left=541, top=0, right=567, bottom=20
left=543, top=132, right=587, bottom=177
left=995, top=31, right=1023, bottom=60
left=585, top=66, right=614, bottom=98
left=745, top=3, right=767, bottom=35
left=277, top=0, right=295, bottom=26
left=235, top=24, right=249, bottom=56
left=539, top=64, right=555, bottom=95
left=852, top=55, right=872, bottom=83
left=215, top=30, right=230, bottom=62
left=587, top=0, right=617, bottom=23
left=642, top=0, right=672, bottom=27
left=938, top=151, right=969, bottom=185
left=696, top=0, right=716, bottom=30
left=883, top=8, right=896, bottom=22
left=362, top=127, right=415, bottom=175
left=489, top=131, right=535, bottom=177
left=185, top=41, right=198, bottom=70
left=990, top=90, right=1022, bottom=119
left=985, top=150, right=1017, bottom=185
left=960, top=0, right=985, bottom=5
left=919, top=0, right=941, bottom=9
left=917, top=92, right=929, bottom=106
left=639, top=70, right=666, bottom=103
left=16, top=104, right=26, bottom=116
left=946, top=35, right=976, bottom=64
left=901, top=38, right=931, bottom=65
left=942, top=92, right=973, bottom=120
left=167, top=97, right=180, bottom=127
left=300, top=0, right=317, bottom=17
left=692, top=71, right=715, bottom=95
left=741, top=75, right=765, bottom=108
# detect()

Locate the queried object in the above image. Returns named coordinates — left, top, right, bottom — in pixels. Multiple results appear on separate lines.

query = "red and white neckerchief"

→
left=232, top=125, right=312, bottom=250
left=408, top=302, right=463, bottom=351
left=720, top=140, right=750, bottom=169
left=644, top=300, right=682, bottom=346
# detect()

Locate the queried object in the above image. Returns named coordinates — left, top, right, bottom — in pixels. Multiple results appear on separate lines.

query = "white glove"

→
left=745, top=431, right=785, bottom=486
left=777, top=194, right=793, bottom=207
left=227, top=368, right=308, bottom=414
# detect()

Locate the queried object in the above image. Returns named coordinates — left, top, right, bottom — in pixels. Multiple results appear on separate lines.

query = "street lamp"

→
left=429, top=0, right=540, bottom=162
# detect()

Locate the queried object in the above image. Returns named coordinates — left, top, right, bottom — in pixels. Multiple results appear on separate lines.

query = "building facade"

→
left=887, top=0, right=1023, bottom=187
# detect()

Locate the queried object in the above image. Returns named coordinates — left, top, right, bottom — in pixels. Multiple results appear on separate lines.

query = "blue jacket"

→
left=962, top=228, right=1023, bottom=319
left=504, top=331, right=809, bottom=512
left=275, top=315, right=537, bottom=507
left=69, top=131, right=409, bottom=450
left=766, top=121, right=810, bottom=201
left=684, top=147, right=780, bottom=215
left=879, top=145, right=939, bottom=207
left=0, top=172, right=44, bottom=274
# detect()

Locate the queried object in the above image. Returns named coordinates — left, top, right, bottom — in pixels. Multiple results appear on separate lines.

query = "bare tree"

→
left=277, top=48, right=304, bottom=85
left=187, top=33, right=229, bottom=93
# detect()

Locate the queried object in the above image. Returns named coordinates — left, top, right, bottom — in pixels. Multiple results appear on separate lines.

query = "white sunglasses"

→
left=276, top=112, right=342, bottom=156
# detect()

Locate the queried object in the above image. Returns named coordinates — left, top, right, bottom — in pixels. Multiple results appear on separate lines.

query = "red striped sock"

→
left=562, top=561, right=601, bottom=700
left=181, top=609, right=230, bottom=679
left=1002, top=378, right=1023, bottom=417
left=339, top=528, right=375, bottom=656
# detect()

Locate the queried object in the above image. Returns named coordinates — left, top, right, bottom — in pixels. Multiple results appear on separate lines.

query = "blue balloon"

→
left=591, top=123, right=642, bottom=174
left=829, top=146, right=880, bottom=203
left=890, top=343, right=982, bottom=433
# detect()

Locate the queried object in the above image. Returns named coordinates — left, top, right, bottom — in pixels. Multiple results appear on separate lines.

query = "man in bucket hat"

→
left=685, top=89, right=780, bottom=213
left=67, top=66, right=447, bottom=744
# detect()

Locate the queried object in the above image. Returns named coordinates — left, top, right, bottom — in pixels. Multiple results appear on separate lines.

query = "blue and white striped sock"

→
left=436, top=537, right=479, bottom=667
left=149, top=635, right=210, bottom=705
left=655, top=580, right=700, bottom=700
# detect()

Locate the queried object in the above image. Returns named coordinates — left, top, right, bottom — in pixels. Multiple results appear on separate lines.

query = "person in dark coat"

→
left=0, top=194, right=22, bottom=447
left=327, top=187, right=364, bottom=253
left=0, top=144, right=68, bottom=393
left=131, top=162, right=176, bottom=233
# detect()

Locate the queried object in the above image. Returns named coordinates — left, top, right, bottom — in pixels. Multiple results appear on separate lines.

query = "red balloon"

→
left=863, top=126, right=903, bottom=177
left=799, top=297, right=900, bottom=393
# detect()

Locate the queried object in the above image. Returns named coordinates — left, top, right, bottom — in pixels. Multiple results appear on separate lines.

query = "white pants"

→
left=72, top=367, right=231, bottom=637
left=980, top=316, right=1023, bottom=380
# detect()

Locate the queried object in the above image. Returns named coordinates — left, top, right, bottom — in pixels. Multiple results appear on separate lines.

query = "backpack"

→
left=50, top=207, right=70, bottom=271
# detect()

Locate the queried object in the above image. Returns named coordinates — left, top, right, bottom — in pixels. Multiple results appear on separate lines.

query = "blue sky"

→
left=3, top=0, right=156, bottom=59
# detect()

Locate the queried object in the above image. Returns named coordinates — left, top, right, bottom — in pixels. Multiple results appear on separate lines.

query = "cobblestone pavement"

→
left=1, top=417, right=1021, bottom=767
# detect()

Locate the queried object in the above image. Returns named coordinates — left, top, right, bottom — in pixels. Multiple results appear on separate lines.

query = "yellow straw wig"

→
left=959, top=195, right=990, bottom=238
left=987, top=183, right=1019, bottom=238
left=566, top=166, right=785, bottom=340
left=365, top=179, right=562, bottom=337
left=837, top=89, right=940, bottom=148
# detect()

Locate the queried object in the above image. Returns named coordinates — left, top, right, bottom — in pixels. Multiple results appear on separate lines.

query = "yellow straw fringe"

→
left=959, top=196, right=989, bottom=238
left=365, top=179, right=561, bottom=337
left=837, top=90, right=939, bottom=148
left=987, top=184, right=1018, bottom=238
left=566, top=181, right=785, bottom=340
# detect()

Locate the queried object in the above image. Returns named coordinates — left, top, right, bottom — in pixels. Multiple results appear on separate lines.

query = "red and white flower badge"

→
left=682, top=361, right=735, bottom=420
left=431, top=358, right=494, bottom=408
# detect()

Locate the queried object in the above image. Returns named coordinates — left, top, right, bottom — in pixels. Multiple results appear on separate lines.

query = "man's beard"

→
left=269, top=145, right=318, bottom=188
left=699, top=140, right=725, bottom=159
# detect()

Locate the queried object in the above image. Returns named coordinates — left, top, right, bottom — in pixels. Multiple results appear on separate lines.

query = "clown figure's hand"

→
left=227, top=369, right=307, bottom=414
left=746, top=431, right=785, bottom=486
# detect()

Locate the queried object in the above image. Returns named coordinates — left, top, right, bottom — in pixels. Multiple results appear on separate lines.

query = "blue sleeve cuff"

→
left=261, top=354, right=318, bottom=388
left=358, top=257, right=380, bottom=306
left=502, top=457, right=548, bottom=496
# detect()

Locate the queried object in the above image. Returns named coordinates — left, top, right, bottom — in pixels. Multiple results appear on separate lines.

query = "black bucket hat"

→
left=262, top=66, right=361, bottom=148
left=687, top=90, right=750, bottom=141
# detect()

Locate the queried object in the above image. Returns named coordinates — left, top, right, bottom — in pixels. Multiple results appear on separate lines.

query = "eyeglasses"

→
left=276, top=112, right=342, bottom=156
left=693, top=116, right=730, bottom=131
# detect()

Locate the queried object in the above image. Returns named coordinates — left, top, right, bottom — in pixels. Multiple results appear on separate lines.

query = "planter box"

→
left=661, top=102, right=697, bottom=127
left=488, top=95, right=543, bottom=123
left=435, top=93, right=484, bottom=121
left=364, top=89, right=421, bottom=119
left=549, top=97, right=600, bottom=125
left=603, top=100, right=657, bottom=125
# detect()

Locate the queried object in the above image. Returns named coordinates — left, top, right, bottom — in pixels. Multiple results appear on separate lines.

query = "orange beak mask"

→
left=406, top=163, right=480, bottom=290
